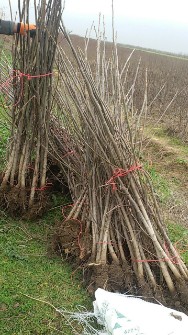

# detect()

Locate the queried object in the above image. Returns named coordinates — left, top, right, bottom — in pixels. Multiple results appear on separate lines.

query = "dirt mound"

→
left=51, top=218, right=92, bottom=261
left=0, top=185, right=50, bottom=219
left=51, top=221, right=188, bottom=315
left=0, top=163, right=68, bottom=219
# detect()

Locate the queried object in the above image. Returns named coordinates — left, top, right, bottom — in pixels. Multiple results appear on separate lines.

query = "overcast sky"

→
left=3, top=0, right=188, bottom=54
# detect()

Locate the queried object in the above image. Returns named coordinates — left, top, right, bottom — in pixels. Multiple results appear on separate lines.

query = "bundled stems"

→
left=0, top=0, right=62, bottom=216
left=0, top=0, right=187, bottom=306
left=52, top=19, right=188, bottom=302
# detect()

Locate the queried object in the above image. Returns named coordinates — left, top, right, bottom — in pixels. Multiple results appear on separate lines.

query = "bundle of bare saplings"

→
left=50, top=22, right=188, bottom=310
left=0, top=0, right=61, bottom=217
left=0, top=0, right=187, bottom=312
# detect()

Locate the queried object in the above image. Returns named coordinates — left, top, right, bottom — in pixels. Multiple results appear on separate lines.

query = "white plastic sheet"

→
left=93, top=289, right=188, bottom=335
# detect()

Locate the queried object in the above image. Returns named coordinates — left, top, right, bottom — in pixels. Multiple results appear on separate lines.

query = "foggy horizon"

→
left=3, top=0, right=188, bottom=55
left=64, top=17, right=188, bottom=55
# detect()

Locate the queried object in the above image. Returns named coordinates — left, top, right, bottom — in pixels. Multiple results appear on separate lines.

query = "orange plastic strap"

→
left=19, top=22, right=36, bottom=35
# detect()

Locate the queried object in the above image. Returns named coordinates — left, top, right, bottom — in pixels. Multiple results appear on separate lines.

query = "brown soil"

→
left=85, top=262, right=134, bottom=294
left=0, top=185, right=50, bottom=219
left=0, top=163, right=68, bottom=219
left=51, top=218, right=92, bottom=261
left=51, top=220, right=188, bottom=315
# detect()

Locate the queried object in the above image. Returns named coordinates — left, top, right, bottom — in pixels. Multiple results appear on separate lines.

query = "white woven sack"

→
left=93, top=289, right=188, bottom=335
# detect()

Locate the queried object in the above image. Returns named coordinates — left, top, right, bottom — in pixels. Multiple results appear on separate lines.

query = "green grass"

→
left=0, top=105, right=92, bottom=334
left=0, top=211, right=92, bottom=334
left=144, top=163, right=172, bottom=203
left=148, top=126, right=188, bottom=157
left=167, top=221, right=188, bottom=265
left=144, top=128, right=188, bottom=263
left=0, top=101, right=92, bottom=334
left=0, top=122, right=9, bottom=167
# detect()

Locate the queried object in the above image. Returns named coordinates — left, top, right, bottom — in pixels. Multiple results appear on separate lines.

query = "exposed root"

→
left=0, top=185, right=50, bottom=218
left=51, top=221, right=188, bottom=314
left=0, top=162, right=68, bottom=219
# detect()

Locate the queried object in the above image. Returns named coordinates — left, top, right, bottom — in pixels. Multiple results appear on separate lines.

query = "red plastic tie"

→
left=132, top=242, right=180, bottom=264
left=18, top=71, right=53, bottom=80
left=35, top=182, right=53, bottom=191
left=106, top=165, right=142, bottom=191
left=0, top=70, right=53, bottom=107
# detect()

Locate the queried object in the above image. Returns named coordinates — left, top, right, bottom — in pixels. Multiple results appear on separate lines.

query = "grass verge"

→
left=0, top=105, right=92, bottom=334
left=146, top=126, right=188, bottom=160
left=167, top=221, right=188, bottom=265
left=145, top=163, right=172, bottom=203
left=0, top=112, right=10, bottom=170
left=0, top=210, right=92, bottom=334
left=145, top=166, right=188, bottom=264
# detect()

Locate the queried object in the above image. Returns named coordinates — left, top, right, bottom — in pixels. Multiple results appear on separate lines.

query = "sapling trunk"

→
left=51, top=18, right=188, bottom=306
left=0, top=0, right=62, bottom=216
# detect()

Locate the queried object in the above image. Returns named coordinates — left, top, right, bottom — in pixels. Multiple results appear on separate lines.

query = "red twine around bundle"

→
left=0, top=70, right=53, bottom=107
left=18, top=71, right=53, bottom=80
left=35, top=182, right=53, bottom=191
left=106, top=165, right=142, bottom=191
left=132, top=242, right=181, bottom=264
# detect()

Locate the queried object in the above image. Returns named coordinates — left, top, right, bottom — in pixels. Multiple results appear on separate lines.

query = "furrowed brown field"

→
left=60, top=34, right=188, bottom=142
